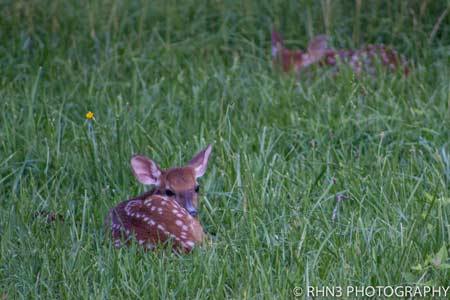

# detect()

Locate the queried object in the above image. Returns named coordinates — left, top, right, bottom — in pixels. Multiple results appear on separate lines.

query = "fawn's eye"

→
left=165, top=189, right=175, bottom=197
left=194, top=185, right=200, bottom=193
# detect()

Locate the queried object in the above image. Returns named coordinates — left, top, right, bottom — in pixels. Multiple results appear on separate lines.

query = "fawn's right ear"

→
left=307, top=35, right=329, bottom=57
left=131, top=155, right=162, bottom=185
left=188, top=144, right=213, bottom=178
left=301, top=35, right=329, bottom=67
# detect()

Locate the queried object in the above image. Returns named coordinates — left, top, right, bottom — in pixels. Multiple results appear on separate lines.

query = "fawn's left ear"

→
left=271, top=26, right=285, bottom=58
left=188, top=144, right=214, bottom=178
left=130, top=155, right=162, bottom=185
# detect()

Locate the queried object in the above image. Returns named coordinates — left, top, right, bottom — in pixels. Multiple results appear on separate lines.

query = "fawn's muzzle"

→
left=185, top=202, right=198, bottom=217
left=177, top=192, right=198, bottom=217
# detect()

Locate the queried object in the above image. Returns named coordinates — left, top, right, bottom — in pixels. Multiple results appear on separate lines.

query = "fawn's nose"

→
left=187, top=208, right=198, bottom=217
left=179, top=193, right=198, bottom=217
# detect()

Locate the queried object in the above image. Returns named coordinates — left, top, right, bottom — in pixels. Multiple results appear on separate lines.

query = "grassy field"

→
left=1, top=0, right=450, bottom=299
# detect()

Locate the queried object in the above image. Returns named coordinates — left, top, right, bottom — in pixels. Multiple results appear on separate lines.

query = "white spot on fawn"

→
left=381, top=51, right=389, bottom=63
left=125, top=200, right=141, bottom=216
left=181, top=240, right=195, bottom=250
left=172, top=209, right=179, bottom=214
left=175, top=220, right=183, bottom=227
left=182, top=225, right=188, bottom=231
left=151, top=206, right=156, bottom=211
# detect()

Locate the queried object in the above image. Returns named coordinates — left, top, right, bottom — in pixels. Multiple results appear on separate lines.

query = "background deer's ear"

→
left=271, top=26, right=285, bottom=58
left=308, top=35, right=329, bottom=54
left=188, top=144, right=213, bottom=178
left=130, top=155, right=162, bottom=185
left=302, top=35, right=329, bottom=67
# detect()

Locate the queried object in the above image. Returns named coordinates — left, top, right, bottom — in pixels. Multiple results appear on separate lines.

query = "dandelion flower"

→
left=85, top=111, right=94, bottom=120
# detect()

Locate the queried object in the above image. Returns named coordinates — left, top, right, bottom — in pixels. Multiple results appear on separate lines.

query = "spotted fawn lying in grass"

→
left=271, top=26, right=409, bottom=76
left=105, top=144, right=213, bottom=252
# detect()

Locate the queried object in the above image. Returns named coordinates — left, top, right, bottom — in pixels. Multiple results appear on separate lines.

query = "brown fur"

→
left=105, top=144, right=213, bottom=252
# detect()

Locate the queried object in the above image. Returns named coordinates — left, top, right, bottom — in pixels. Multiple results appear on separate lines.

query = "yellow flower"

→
left=85, top=111, right=94, bottom=119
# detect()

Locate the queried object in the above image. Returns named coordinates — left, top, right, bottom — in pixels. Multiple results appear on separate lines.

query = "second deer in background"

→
left=271, top=26, right=409, bottom=76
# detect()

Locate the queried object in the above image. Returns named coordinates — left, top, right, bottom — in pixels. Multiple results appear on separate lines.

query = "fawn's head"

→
left=130, top=144, right=213, bottom=217
left=271, top=26, right=330, bottom=71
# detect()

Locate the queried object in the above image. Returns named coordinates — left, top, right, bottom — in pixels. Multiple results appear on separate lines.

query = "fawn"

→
left=105, top=144, right=213, bottom=252
left=271, top=26, right=409, bottom=75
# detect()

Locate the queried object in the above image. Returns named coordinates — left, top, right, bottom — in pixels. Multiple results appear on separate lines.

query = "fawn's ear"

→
left=131, top=155, right=162, bottom=185
left=188, top=144, right=213, bottom=178
left=271, top=26, right=285, bottom=58
left=308, top=35, right=329, bottom=54
left=302, top=35, right=329, bottom=67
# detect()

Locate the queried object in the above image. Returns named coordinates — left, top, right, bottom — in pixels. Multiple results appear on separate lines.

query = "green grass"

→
left=1, top=0, right=450, bottom=299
